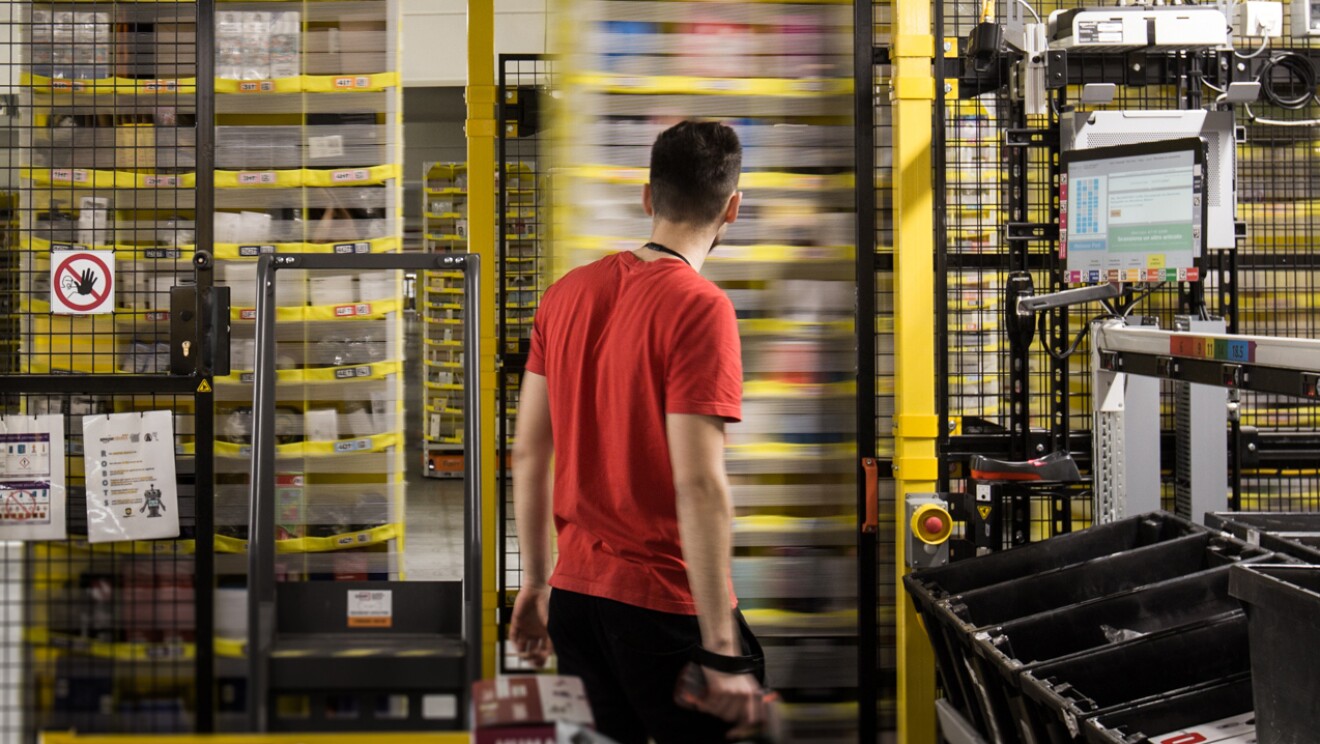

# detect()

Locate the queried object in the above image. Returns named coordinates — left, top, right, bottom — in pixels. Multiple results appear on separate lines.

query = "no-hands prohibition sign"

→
left=51, top=250, right=115, bottom=314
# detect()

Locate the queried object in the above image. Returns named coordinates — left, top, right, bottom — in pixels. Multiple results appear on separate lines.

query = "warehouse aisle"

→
left=403, top=312, right=465, bottom=581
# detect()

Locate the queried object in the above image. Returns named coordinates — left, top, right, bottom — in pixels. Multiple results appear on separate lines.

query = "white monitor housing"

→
left=1062, top=110, right=1237, bottom=251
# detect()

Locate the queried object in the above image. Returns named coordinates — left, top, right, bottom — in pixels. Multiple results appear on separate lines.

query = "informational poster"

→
left=83, top=411, right=179, bottom=543
left=0, top=415, right=66, bottom=540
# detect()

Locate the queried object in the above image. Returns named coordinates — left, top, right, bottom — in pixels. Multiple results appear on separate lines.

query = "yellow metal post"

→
left=466, top=0, right=499, bottom=680
left=891, top=4, right=939, bottom=743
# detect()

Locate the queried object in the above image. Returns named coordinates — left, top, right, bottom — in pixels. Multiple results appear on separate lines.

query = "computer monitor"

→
left=1060, top=138, right=1207, bottom=284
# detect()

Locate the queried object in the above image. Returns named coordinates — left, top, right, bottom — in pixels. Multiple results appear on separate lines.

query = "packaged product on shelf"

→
left=161, top=218, right=195, bottom=248
left=218, top=262, right=257, bottom=307
left=119, top=341, right=170, bottom=374
left=308, top=274, right=354, bottom=306
left=65, top=11, right=108, bottom=80
left=306, top=132, right=346, bottom=163
left=151, top=16, right=197, bottom=81
left=276, top=474, right=306, bottom=540
left=268, top=11, right=301, bottom=79
left=239, top=211, right=273, bottom=243
left=241, top=12, right=273, bottom=81
left=356, top=271, right=394, bottom=302
left=215, top=11, right=245, bottom=80
left=369, top=391, right=394, bottom=432
left=50, top=12, right=75, bottom=80
left=115, top=124, right=156, bottom=171
left=76, top=196, right=111, bottom=247
left=344, top=403, right=374, bottom=436
left=29, top=9, right=54, bottom=77
left=305, top=409, right=339, bottom=443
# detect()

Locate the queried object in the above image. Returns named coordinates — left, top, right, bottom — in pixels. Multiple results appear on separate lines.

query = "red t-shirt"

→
left=525, top=251, right=743, bottom=615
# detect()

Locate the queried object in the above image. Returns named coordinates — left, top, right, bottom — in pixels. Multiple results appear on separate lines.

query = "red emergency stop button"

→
left=911, top=503, right=953, bottom=545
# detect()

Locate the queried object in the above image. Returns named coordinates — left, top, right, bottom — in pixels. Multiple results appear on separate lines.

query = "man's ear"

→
left=642, top=183, right=655, bottom=217
left=724, top=191, right=742, bottom=225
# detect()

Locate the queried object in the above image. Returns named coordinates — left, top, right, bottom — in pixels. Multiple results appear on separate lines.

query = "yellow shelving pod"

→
left=549, top=3, right=862, bottom=739
left=208, top=0, right=406, bottom=728
left=421, top=162, right=467, bottom=478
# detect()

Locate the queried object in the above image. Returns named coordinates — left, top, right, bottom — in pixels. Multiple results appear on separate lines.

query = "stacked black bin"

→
left=1208, top=510, right=1320, bottom=563
left=903, top=512, right=1279, bottom=743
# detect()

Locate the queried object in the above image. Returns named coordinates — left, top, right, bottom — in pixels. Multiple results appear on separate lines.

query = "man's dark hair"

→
left=649, top=121, right=742, bottom=226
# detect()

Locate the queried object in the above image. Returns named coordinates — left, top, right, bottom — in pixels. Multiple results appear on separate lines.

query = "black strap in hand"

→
left=691, top=646, right=763, bottom=675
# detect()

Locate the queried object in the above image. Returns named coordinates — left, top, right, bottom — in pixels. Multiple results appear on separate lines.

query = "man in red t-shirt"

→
left=509, top=121, right=764, bottom=742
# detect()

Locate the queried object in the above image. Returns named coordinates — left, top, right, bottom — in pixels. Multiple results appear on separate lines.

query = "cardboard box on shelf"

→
left=152, top=21, right=197, bottom=79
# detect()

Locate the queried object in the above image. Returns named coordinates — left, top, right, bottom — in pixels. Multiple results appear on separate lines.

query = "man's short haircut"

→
left=649, top=121, right=742, bottom=226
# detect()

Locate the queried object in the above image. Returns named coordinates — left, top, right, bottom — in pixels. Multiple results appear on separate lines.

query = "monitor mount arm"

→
left=1006, top=272, right=1122, bottom=354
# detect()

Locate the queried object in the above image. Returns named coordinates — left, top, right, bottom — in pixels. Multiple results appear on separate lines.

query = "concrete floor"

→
left=401, top=312, right=465, bottom=581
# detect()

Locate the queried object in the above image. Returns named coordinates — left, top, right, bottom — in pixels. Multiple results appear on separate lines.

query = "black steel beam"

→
left=0, top=375, right=204, bottom=394
left=1104, top=351, right=1320, bottom=400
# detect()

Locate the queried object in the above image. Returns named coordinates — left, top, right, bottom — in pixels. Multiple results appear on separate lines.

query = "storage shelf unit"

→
left=420, top=162, right=466, bottom=477
left=422, top=157, right=544, bottom=480
left=207, top=0, right=404, bottom=729
left=552, top=5, right=860, bottom=740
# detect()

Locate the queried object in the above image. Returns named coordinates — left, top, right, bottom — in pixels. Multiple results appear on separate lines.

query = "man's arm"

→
left=667, top=412, right=761, bottom=731
left=509, top=371, right=554, bottom=666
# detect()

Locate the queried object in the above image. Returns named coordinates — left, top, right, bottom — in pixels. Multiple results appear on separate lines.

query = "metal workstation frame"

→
left=245, top=253, right=483, bottom=731
left=1092, top=320, right=1320, bottom=519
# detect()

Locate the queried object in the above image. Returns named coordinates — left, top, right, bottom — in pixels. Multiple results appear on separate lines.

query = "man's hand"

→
left=509, top=585, right=553, bottom=668
left=695, top=668, right=764, bottom=740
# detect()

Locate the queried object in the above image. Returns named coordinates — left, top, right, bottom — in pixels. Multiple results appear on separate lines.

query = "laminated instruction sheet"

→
left=0, top=414, right=66, bottom=540
left=84, top=411, right=179, bottom=543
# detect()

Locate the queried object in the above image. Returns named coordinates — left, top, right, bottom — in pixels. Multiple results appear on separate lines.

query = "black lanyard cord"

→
left=643, top=242, right=691, bottom=267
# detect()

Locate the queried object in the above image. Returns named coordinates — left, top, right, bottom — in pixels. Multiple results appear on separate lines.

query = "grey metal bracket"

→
left=1005, top=222, right=1060, bottom=242
left=245, top=253, right=482, bottom=731
left=1004, top=128, right=1053, bottom=147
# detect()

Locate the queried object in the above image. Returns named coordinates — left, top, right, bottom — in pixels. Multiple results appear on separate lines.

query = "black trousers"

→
left=547, top=588, right=765, bottom=744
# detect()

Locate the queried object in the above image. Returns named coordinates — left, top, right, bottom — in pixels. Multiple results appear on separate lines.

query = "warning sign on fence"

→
left=50, top=250, right=115, bottom=314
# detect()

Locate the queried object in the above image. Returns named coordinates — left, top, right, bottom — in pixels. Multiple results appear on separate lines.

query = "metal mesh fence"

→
left=2, top=392, right=202, bottom=740
left=936, top=0, right=1320, bottom=533
left=873, top=1, right=897, bottom=731
left=0, top=2, right=212, bottom=741
left=496, top=53, right=553, bottom=673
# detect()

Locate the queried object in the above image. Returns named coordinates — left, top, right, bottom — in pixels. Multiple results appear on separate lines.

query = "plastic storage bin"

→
left=903, top=512, right=1202, bottom=729
left=1208, top=511, right=1320, bottom=564
left=1229, top=563, right=1320, bottom=744
left=1018, top=612, right=1250, bottom=743
left=971, top=568, right=1250, bottom=744
left=941, top=532, right=1267, bottom=630
left=1083, top=676, right=1254, bottom=744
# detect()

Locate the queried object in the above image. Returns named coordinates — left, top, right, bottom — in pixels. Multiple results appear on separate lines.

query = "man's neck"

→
left=642, top=220, right=717, bottom=272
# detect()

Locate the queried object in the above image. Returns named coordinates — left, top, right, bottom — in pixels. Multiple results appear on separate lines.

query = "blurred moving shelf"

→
left=206, top=0, right=404, bottom=731
left=421, top=160, right=542, bottom=478
left=557, top=3, right=860, bottom=740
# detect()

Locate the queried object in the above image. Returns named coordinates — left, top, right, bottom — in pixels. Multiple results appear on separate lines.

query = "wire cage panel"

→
left=935, top=0, right=1320, bottom=531
left=0, top=1, right=214, bottom=741
left=494, top=54, right=554, bottom=674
